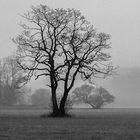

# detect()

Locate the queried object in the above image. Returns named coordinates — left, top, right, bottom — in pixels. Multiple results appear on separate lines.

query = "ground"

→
left=0, top=108, right=140, bottom=140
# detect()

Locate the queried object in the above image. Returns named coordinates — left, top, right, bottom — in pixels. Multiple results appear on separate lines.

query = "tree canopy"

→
left=72, top=84, right=115, bottom=109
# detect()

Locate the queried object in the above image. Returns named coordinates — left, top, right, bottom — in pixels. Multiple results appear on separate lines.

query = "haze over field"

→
left=97, top=67, right=140, bottom=108
left=0, top=0, right=140, bottom=107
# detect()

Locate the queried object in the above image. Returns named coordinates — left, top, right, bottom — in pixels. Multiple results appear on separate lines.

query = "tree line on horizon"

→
left=0, top=55, right=114, bottom=109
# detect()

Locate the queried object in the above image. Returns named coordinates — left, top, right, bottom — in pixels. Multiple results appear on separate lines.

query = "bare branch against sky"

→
left=0, top=0, right=140, bottom=67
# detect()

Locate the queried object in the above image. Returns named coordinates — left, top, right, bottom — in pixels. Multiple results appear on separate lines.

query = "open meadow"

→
left=0, top=107, right=140, bottom=140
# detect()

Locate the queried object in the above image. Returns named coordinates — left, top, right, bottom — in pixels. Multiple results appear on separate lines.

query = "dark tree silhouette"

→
left=72, top=84, right=115, bottom=109
left=13, top=5, right=113, bottom=116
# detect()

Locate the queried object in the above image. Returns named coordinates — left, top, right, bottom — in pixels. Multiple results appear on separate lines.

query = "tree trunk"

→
left=51, top=88, right=59, bottom=115
left=59, top=92, right=68, bottom=116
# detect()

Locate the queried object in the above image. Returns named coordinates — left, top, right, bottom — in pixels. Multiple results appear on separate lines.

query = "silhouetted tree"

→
left=14, top=5, right=114, bottom=116
left=72, top=84, right=115, bottom=109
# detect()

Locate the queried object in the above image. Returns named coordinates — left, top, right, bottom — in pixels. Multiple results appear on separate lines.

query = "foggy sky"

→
left=0, top=0, right=140, bottom=67
left=0, top=0, right=140, bottom=107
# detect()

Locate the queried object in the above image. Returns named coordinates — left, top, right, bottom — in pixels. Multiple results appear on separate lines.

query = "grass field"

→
left=0, top=108, right=140, bottom=140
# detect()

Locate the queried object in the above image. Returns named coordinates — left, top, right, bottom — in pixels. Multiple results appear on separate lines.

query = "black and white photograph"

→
left=0, top=0, right=140, bottom=139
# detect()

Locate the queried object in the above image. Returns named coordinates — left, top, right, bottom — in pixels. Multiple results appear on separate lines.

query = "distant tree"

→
left=14, top=5, right=114, bottom=116
left=72, top=84, right=115, bottom=109
left=72, top=84, right=95, bottom=103
left=0, top=55, right=26, bottom=105
left=30, top=88, right=51, bottom=106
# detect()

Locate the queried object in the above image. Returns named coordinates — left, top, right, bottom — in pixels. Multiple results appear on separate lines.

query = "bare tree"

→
left=72, top=85, right=115, bottom=109
left=13, top=5, right=114, bottom=116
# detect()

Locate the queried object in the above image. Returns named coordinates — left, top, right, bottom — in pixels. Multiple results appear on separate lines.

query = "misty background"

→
left=0, top=0, right=140, bottom=108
